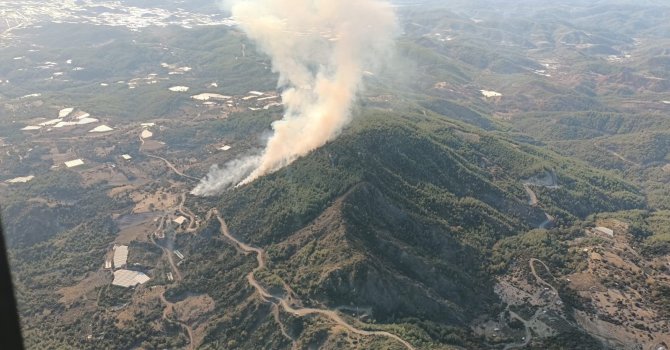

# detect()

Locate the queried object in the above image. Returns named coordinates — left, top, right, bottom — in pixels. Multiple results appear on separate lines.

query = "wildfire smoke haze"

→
left=192, top=0, right=397, bottom=196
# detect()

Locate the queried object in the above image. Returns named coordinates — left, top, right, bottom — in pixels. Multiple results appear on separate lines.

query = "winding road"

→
left=177, top=193, right=199, bottom=232
left=146, top=153, right=201, bottom=181
left=139, top=133, right=200, bottom=182
left=592, top=142, right=640, bottom=167
left=139, top=134, right=196, bottom=348
left=148, top=217, right=193, bottom=347
left=538, top=213, right=555, bottom=230
left=529, top=258, right=558, bottom=296
left=139, top=130, right=415, bottom=349
left=523, top=184, right=539, bottom=207
left=522, top=182, right=555, bottom=229
left=503, top=258, right=562, bottom=350
left=159, top=291, right=195, bottom=350
left=272, top=303, right=298, bottom=349
left=213, top=210, right=415, bottom=350
left=503, top=310, right=532, bottom=350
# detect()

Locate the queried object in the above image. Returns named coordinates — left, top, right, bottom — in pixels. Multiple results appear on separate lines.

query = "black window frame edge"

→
left=0, top=213, right=24, bottom=350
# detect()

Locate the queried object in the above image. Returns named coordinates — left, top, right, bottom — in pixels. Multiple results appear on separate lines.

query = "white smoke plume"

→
left=193, top=0, right=397, bottom=196
left=192, top=155, right=261, bottom=196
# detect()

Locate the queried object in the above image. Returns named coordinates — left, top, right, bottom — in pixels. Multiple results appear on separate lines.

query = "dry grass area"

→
left=80, top=165, right=128, bottom=187
left=27, top=197, right=60, bottom=208
left=566, top=272, right=605, bottom=292
left=574, top=310, right=647, bottom=347
left=495, top=279, right=536, bottom=306
left=58, top=270, right=111, bottom=305
left=108, top=184, right=136, bottom=197
left=565, top=226, right=670, bottom=349
left=481, top=270, right=564, bottom=344
left=115, top=303, right=137, bottom=327
left=48, top=147, right=78, bottom=164
left=93, top=145, right=116, bottom=158
left=116, top=286, right=164, bottom=329
left=602, top=251, right=641, bottom=273
left=141, top=140, right=165, bottom=151
left=131, top=189, right=178, bottom=213
left=116, top=220, right=156, bottom=244
left=493, top=219, right=670, bottom=349
left=173, top=294, right=216, bottom=324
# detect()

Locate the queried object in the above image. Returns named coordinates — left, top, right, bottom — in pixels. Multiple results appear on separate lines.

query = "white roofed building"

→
left=595, top=226, right=614, bottom=237
left=169, top=86, right=190, bottom=92
left=141, top=130, right=153, bottom=139
left=113, top=245, right=129, bottom=269
left=112, top=270, right=150, bottom=288
left=64, top=159, right=85, bottom=168
left=89, top=125, right=114, bottom=133
left=6, top=176, right=35, bottom=183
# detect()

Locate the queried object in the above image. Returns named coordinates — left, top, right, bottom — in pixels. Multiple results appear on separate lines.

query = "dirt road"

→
left=529, top=258, right=558, bottom=297
left=538, top=213, right=554, bottom=230
left=139, top=133, right=200, bottom=182
left=139, top=139, right=413, bottom=349
left=501, top=258, right=563, bottom=350
left=272, top=303, right=298, bottom=349
left=503, top=310, right=532, bottom=350
left=177, top=193, right=199, bottom=232
left=522, top=183, right=555, bottom=229
left=145, top=153, right=200, bottom=181
left=212, top=210, right=415, bottom=350
left=592, top=142, right=640, bottom=167
left=523, top=184, right=539, bottom=207
left=159, top=290, right=195, bottom=350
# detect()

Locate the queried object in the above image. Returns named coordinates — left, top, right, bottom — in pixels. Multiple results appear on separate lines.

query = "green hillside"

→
left=180, top=108, right=644, bottom=348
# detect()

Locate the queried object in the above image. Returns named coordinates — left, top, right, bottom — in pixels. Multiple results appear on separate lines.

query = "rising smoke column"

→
left=192, top=0, right=396, bottom=196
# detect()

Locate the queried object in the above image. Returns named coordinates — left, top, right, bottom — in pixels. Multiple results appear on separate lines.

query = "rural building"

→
left=141, top=129, right=153, bottom=139
left=64, top=159, right=85, bottom=168
left=112, top=269, right=150, bottom=288
left=173, top=216, right=188, bottom=226
left=121, top=154, right=132, bottom=160
left=89, top=125, right=114, bottom=133
left=6, top=175, right=35, bottom=184
left=174, top=250, right=185, bottom=260
left=113, top=245, right=129, bottom=269
left=595, top=226, right=614, bottom=237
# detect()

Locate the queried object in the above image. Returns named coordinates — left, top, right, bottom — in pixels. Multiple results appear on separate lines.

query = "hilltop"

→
left=1, top=0, right=669, bottom=349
